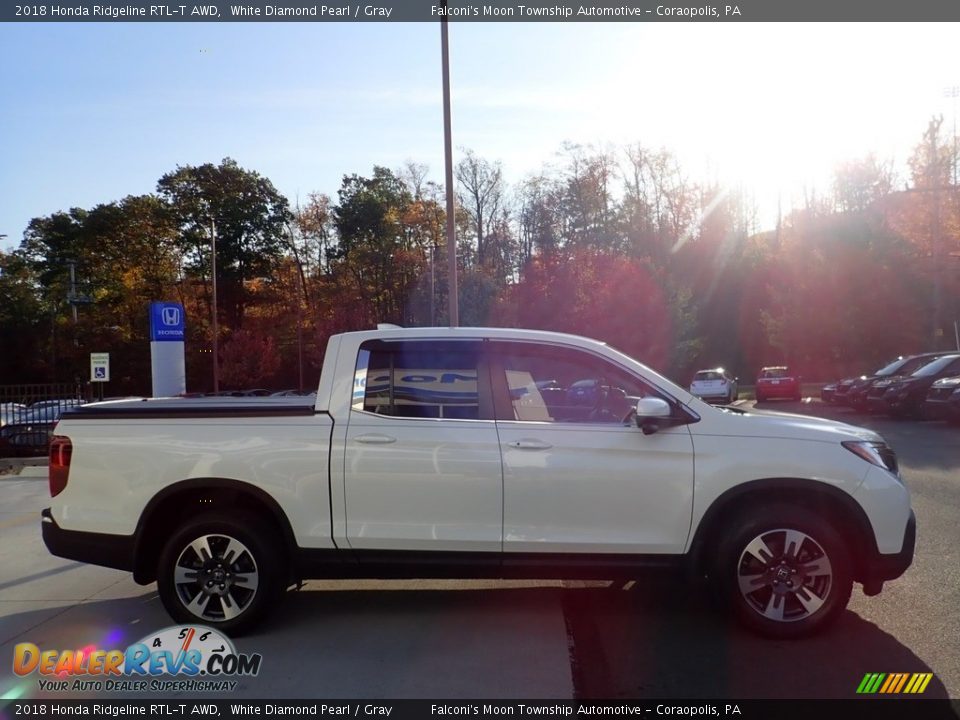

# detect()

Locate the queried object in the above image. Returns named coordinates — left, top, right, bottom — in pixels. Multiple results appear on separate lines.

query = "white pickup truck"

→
left=42, top=326, right=914, bottom=638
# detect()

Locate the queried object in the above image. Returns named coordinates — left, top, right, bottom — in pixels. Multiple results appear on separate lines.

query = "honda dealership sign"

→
left=150, top=301, right=185, bottom=341
left=149, top=301, right=186, bottom=397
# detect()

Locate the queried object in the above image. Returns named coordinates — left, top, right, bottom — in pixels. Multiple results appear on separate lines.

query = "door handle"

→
left=355, top=433, right=397, bottom=444
left=510, top=438, right=553, bottom=450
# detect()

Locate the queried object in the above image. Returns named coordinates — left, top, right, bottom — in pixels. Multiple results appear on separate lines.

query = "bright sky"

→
left=1, top=21, right=958, bottom=250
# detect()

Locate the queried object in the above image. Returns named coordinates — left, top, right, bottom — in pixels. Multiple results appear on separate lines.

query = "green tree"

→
left=0, top=250, right=48, bottom=381
left=331, top=167, right=422, bottom=325
left=157, top=158, right=291, bottom=332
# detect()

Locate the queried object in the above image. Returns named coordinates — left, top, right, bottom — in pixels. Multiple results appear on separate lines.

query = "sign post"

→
left=149, top=301, right=186, bottom=397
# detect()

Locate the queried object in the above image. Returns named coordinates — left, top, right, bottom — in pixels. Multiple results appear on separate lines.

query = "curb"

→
left=0, top=458, right=48, bottom=479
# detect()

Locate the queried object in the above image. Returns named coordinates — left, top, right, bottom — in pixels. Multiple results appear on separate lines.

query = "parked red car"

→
left=755, top=366, right=802, bottom=402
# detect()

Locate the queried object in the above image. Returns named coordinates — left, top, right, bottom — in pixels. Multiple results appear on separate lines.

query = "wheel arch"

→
left=132, top=478, right=298, bottom=585
left=687, top=477, right=878, bottom=583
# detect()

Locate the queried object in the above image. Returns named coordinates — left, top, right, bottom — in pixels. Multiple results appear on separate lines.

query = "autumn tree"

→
left=554, top=143, right=621, bottom=253
left=219, top=328, right=281, bottom=389
left=832, top=154, right=895, bottom=213
left=17, top=197, right=181, bottom=391
left=455, top=149, right=510, bottom=274
left=516, top=173, right=561, bottom=265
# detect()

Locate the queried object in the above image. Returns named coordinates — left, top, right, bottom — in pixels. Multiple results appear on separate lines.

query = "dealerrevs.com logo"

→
left=13, top=625, right=262, bottom=693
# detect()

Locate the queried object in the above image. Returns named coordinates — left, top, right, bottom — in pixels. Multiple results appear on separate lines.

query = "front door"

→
left=489, top=341, right=695, bottom=555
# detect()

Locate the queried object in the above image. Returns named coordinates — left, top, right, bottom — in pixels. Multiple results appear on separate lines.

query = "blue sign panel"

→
left=150, top=301, right=185, bottom=342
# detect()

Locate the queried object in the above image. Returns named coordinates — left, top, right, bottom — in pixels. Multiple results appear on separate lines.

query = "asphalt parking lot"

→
left=1, top=398, right=958, bottom=701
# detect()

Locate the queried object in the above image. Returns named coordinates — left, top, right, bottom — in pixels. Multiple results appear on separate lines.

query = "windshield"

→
left=913, top=355, right=960, bottom=377
left=875, top=357, right=907, bottom=376
left=694, top=371, right=723, bottom=381
left=760, top=368, right=791, bottom=378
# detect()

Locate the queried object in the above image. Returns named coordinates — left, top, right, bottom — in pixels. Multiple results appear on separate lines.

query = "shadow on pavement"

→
left=560, top=579, right=952, bottom=702
left=0, top=582, right=951, bottom=704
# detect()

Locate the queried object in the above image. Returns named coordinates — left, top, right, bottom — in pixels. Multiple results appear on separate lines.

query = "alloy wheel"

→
left=173, top=534, right=260, bottom=622
left=736, top=528, right=833, bottom=623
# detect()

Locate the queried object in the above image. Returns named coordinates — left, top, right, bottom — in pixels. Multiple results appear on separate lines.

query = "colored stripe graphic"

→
left=857, top=672, right=932, bottom=694
left=893, top=674, right=909, bottom=693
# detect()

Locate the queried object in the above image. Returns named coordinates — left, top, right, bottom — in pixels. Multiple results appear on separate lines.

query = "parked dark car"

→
left=0, top=402, right=27, bottom=427
left=847, top=352, right=944, bottom=411
left=207, top=389, right=272, bottom=397
left=924, top=375, right=960, bottom=420
left=820, top=382, right=837, bottom=403
left=0, top=422, right=56, bottom=457
left=947, top=387, right=960, bottom=423
left=15, top=399, right=85, bottom=424
left=831, top=376, right=861, bottom=405
left=876, top=354, right=960, bottom=418
left=755, top=366, right=801, bottom=402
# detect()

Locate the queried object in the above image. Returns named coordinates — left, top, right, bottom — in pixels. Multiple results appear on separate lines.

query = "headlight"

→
left=842, top=440, right=899, bottom=475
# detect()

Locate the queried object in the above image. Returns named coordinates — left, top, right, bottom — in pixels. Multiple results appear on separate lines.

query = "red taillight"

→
left=49, top=435, right=72, bottom=497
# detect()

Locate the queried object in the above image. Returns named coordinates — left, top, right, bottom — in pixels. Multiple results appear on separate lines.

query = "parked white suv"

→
left=43, top=327, right=914, bottom=638
left=690, top=367, right=738, bottom=404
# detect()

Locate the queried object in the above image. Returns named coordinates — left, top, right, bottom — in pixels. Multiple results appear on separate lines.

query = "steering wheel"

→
left=588, top=382, right=636, bottom=424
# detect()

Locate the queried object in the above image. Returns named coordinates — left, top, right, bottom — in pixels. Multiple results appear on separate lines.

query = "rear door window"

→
left=353, top=340, right=492, bottom=420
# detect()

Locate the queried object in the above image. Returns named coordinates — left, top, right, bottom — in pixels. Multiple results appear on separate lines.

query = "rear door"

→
left=343, top=339, right=503, bottom=553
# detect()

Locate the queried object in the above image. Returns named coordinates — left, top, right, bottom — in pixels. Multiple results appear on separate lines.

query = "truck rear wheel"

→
left=157, top=511, right=283, bottom=635
left=717, top=504, right=852, bottom=639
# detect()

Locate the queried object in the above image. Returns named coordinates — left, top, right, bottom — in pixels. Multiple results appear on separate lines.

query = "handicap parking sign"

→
left=90, top=352, right=110, bottom=382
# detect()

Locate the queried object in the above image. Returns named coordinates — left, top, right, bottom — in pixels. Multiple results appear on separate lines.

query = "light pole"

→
left=946, top=86, right=959, bottom=186
left=210, top=218, right=220, bottom=394
left=440, top=1, right=458, bottom=327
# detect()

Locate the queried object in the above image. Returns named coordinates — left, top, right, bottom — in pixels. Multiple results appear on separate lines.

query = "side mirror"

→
left=635, top=397, right=671, bottom=435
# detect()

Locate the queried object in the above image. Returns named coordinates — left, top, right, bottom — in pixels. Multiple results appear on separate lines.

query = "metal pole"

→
left=430, top=243, right=436, bottom=326
left=68, top=261, right=78, bottom=325
left=441, top=5, right=458, bottom=327
left=211, top=218, right=220, bottom=393
left=297, top=272, right=304, bottom=392
left=947, top=86, right=959, bottom=186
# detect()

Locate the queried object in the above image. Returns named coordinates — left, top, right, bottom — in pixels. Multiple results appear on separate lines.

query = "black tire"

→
left=716, top=504, right=852, bottom=639
left=755, top=393, right=765, bottom=403
left=157, top=510, right=285, bottom=635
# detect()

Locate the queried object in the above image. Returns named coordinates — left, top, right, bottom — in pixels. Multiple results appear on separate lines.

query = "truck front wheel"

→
left=157, top=511, right=283, bottom=635
left=717, top=504, right=853, bottom=639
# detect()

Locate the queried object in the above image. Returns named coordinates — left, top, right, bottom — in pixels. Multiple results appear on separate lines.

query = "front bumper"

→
left=867, top=395, right=891, bottom=413
left=756, top=383, right=800, bottom=399
left=924, top=398, right=950, bottom=420
left=41, top=508, right=135, bottom=572
left=859, top=510, right=916, bottom=587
